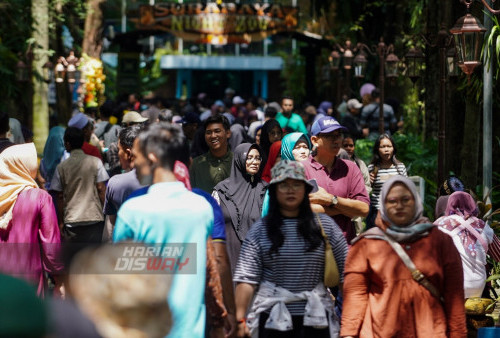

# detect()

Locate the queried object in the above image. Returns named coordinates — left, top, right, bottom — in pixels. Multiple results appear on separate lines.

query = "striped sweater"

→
left=233, top=213, right=348, bottom=315
left=368, top=163, right=407, bottom=209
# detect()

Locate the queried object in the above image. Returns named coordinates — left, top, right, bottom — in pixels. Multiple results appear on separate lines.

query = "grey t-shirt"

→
left=94, top=121, right=121, bottom=148
left=103, top=169, right=144, bottom=216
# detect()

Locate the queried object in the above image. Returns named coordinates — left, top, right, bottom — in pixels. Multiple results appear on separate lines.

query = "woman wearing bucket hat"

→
left=233, top=160, right=348, bottom=338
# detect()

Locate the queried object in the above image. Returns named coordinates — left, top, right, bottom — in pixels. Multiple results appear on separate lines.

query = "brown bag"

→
left=316, top=214, right=340, bottom=287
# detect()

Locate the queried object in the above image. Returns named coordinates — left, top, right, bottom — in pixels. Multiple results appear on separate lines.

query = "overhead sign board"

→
left=136, top=3, right=298, bottom=44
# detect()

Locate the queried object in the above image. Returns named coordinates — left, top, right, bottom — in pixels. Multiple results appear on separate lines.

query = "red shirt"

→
left=82, top=142, right=102, bottom=160
left=303, top=156, right=369, bottom=242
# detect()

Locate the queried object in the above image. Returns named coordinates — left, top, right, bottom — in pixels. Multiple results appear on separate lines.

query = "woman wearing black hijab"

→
left=259, top=119, right=283, bottom=161
left=213, top=143, right=268, bottom=274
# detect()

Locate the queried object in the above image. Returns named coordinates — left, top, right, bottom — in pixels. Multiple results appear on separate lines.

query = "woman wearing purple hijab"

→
left=434, top=191, right=494, bottom=298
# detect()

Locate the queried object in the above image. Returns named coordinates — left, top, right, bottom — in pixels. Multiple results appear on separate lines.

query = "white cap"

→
left=347, top=99, right=363, bottom=110
left=232, top=96, right=244, bottom=105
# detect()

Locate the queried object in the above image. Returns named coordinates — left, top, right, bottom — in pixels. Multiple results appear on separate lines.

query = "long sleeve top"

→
left=0, top=189, right=63, bottom=296
left=341, top=227, right=466, bottom=338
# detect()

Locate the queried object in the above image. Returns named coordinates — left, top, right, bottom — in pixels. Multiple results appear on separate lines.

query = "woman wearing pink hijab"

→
left=0, top=143, right=64, bottom=297
left=434, top=191, right=494, bottom=298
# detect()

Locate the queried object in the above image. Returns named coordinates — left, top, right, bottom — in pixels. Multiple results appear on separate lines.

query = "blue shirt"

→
left=114, top=181, right=213, bottom=338
left=126, top=186, right=226, bottom=241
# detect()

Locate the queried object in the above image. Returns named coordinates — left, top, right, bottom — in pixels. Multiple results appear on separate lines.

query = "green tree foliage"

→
left=0, top=0, right=33, bottom=111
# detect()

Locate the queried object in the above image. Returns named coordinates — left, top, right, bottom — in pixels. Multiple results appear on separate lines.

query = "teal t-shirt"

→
left=276, top=112, right=309, bottom=135
left=114, top=181, right=213, bottom=338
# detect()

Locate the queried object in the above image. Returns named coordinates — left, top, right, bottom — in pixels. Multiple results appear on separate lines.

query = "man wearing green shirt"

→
left=275, top=96, right=309, bottom=135
left=190, top=114, right=233, bottom=193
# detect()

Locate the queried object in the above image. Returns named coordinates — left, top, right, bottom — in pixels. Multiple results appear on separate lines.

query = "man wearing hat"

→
left=341, top=99, right=364, bottom=140
left=122, top=111, right=149, bottom=127
left=303, top=116, right=370, bottom=242
left=68, top=112, right=102, bottom=160
left=104, top=111, right=149, bottom=177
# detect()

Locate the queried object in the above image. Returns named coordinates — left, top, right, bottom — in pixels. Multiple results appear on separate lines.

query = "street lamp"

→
left=55, top=57, right=66, bottom=83
left=329, top=40, right=356, bottom=103
left=355, top=38, right=400, bottom=134
left=16, top=59, right=30, bottom=83
left=451, top=0, right=500, bottom=201
left=353, top=51, right=368, bottom=78
left=54, top=52, right=80, bottom=84
left=42, top=61, right=54, bottom=83
left=446, top=46, right=461, bottom=77
left=404, top=46, right=425, bottom=84
left=420, top=27, right=455, bottom=185
left=450, top=12, right=486, bottom=78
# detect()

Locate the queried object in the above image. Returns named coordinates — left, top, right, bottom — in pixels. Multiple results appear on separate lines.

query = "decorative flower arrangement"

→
left=79, top=54, right=106, bottom=108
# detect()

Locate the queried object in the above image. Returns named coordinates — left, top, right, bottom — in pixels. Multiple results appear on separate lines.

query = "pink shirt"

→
left=303, top=156, right=370, bottom=242
left=0, top=188, right=63, bottom=296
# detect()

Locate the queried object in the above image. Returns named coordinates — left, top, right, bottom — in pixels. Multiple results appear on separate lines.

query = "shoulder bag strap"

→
left=381, top=232, right=443, bottom=302
left=315, top=214, right=340, bottom=287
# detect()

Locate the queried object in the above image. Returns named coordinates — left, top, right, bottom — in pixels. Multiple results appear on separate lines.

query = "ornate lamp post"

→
left=451, top=0, right=500, bottom=201
left=354, top=38, right=400, bottom=135
left=329, top=40, right=355, bottom=103
left=419, top=27, right=455, bottom=185
left=53, top=52, right=80, bottom=124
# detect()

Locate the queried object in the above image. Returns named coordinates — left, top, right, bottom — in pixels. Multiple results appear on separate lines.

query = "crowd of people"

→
left=0, top=86, right=499, bottom=338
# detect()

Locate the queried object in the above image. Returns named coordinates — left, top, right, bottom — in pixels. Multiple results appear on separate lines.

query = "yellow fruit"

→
left=465, top=297, right=495, bottom=315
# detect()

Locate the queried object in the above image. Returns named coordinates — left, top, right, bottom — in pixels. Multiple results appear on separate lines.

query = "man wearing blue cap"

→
left=68, top=112, right=102, bottom=160
left=303, top=116, right=370, bottom=242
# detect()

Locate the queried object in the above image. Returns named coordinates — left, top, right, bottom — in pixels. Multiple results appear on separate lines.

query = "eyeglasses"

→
left=277, top=181, right=304, bottom=192
left=385, top=196, right=413, bottom=207
left=246, top=156, right=262, bottom=163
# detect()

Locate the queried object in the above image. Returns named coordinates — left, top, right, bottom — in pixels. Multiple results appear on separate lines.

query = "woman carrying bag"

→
left=233, top=160, right=348, bottom=338
left=341, top=176, right=466, bottom=338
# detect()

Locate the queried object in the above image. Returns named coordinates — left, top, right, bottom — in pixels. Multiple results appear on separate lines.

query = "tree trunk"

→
left=32, top=0, right=49, bottom=154
left=82, top=0, right=105, bottom=58
left=460, top=92, right=481, bottom=189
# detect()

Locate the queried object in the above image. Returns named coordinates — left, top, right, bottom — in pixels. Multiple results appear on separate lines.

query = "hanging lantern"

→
left=343, top=49, right=354, bottom=70
left=353, top=51, right=368, bottom=78
left=66, top=63, right=76, bottom=83
left=405, top=47, right=424, bottom=84
left=55, top=59, right=65, bottom=83
left=329, top=50, right=341, bottom=70
left=446, top=47, right=461, bottom=77
left=16, top=59, right=29, bottom=82
left=449, top=13, right=486, bottom=77
left=42, top=61, right=54, bottom=82
left=385, top=52, right=400, bottom=78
